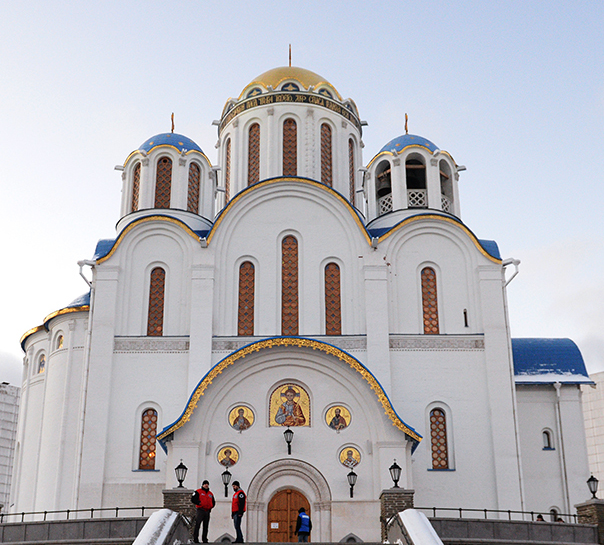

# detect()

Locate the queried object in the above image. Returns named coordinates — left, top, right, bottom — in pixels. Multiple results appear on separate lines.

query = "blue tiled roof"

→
left=93, top=239, right=115, bottom=260
left=139, top=133, right=202, bottom=154
left=512, top=338, right=591, bottom=383
left=478, top=239, right=501, bottom=260
left=66, top=292, right=90, bottom=308
left=379, top=134, right=439, bottom=155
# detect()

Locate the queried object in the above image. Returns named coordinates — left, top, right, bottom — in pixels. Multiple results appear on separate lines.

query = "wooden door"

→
left=267, top=489, right=310, bottom=542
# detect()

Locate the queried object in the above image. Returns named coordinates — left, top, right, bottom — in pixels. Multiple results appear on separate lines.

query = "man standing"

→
left=191, top=480, right=215, bottom=543
left=231, top=480, right=246, bottom=543
left=294, top=507, right=312, bottom=542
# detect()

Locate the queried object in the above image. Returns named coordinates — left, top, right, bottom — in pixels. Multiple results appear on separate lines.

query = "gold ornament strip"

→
left=157, top=337, right=422, bottom=444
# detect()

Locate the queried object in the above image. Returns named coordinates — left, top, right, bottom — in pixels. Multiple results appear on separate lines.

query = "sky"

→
left=1, top=1, right=603, bottom=386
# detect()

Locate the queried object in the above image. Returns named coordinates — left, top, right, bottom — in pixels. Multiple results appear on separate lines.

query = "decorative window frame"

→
left=186, top=160, right=202, bottom=214
left=144, top=262, right=169, bottom=337
left=318, top=119, right=335, bottom=187
left=133, top=401, right=162, bottom=472
left=417, top=262, right=444, bottom=334
left=320, top=256, right=345, bottom=336
left=246, top=119, right=262, bottom=187
left=154, top=155, right=174, bottom=209
left=130, top=161, right=142, bottom=213
left=279, top=231, right=302, bottom=336
left=236, top=256, right=258, bottom=337
left=426, top=401, right=455, bottom=471
left=280, top=114, right=300, bottom=177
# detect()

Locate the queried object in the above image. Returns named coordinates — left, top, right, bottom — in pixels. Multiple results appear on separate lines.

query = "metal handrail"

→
left=0, top=506, right=163, bottom=524
left=416, top=506, right=579, bottom=524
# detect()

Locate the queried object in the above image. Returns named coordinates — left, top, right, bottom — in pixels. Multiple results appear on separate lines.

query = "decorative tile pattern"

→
left=321, top=124, right=333, bottom=187
left=348, top=139, right=355, bottom=206
left=389, top=336, right=484, bottom=350
left=283, top=118, right=297, bottom=176
left=248, top=123, right=260, bottom=186
left=131, top=163, right=141, bottom=212
left=430, top=408, right=448, bottom=469
left=212, top=336, right=367, bottom=353
left=281, top=236, right=298, bottom=335
left=421, top=267, right=439, bottom=334
left=187, top=163, right=201, bottom=213
left=139, top=408, right=158, bottom=470
left=238, top=261, right=255, bottom=336
left=225, top=138, right=231, bottom=203
left=325, top=263, right=342, bottom=335
left=147, top=267, right=165, bottom=337
left=114, top=337, right=189, bottom=352
left=154, top=157, right=172, bottom=208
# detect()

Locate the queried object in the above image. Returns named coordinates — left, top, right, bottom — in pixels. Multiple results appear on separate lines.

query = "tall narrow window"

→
left=321, top=123, right=333, bottom=187
left=147, top=267, right=166, bottom=336
left=131, top=163, right=141, bottom=213
left=238, top=262, right=255, bottom=336
left=348, top=139, right=355, bottom=206
left=283, top=118, right=297, bottom=176
left=281, top=236, right=298, bottom=335
left=543, top=430, right=554, bottom=449
left=187, top=163, right=201, bottom=213
left=248, top=123, right=260, bottom=186
left=225, top=138, right=231, bottom=203
left=155, top=157, right=172, bottom=208
left=56, top=335, right=64, bottom=349
left=37, top=354, right=46, bottom=374
left=139, top=408, right=158, bottom=470
left=421, top=267, right=439, bottom=334
left=325, top=263, right=342, bottom=335
left=430, top=408, right=449, bottom=469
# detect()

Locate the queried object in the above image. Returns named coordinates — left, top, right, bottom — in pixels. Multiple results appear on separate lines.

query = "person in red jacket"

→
left=231, top=481, right=246, bottom=543
left=191, top=480, right=216, bottom=543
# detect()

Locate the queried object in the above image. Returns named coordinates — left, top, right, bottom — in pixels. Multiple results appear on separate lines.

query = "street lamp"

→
left=175, top=460, right=188, bottom=488
left=284, top=427, right=294, bottom=455
left=588, top=475, right=599, bottom=499
left=347, top=470, right=358, bottom=498
left=222, top=468, right=232, bottom=498
left=389, top=460, right=401, bottom=489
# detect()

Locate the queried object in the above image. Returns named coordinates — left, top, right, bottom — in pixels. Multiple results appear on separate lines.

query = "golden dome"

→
left=238, top=66, right=342, bottom=101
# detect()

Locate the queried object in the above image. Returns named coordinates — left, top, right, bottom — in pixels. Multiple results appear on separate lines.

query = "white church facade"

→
left=12, top=66, right=592, bottom=541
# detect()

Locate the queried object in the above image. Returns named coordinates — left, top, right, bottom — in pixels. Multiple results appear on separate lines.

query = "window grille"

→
left=147, top=267, right=165, bottom=336
left=378, top=194, right=393, bottom=215
left=281, top=236, right=298, bottom=335
left=430, top=408, right=449, bottom=469
left=283, top=119, right=297, bottom=176
left=421, top=267, right=439, bottom=334
left=131, top=163, right=141, bottom=213
left=225, top=138, right=231, bottom=203
left=238, top=262, right=255, bottom=336
left=139, top=408, right=158, bottom=470
left=408, top=189, right=427, bottom=208
left=348, top=139, right=355, bottom=206
left=325, top=263, right=342, bottom=335
left=321, top=124, right=333, bottom=187
left=248, top=123, right=260, bottom=186
left=155, top=157, right=172, bottom=208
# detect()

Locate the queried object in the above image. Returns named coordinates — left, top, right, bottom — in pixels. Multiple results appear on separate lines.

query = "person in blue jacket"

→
left=294, top=507, right=312, bottom=542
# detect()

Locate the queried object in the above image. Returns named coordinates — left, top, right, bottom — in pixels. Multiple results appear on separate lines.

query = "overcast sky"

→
left=1, top=1, right=603, bottom=386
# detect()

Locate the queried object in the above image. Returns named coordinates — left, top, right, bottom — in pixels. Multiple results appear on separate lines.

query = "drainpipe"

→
left=554, top=382, right=571, bottom=513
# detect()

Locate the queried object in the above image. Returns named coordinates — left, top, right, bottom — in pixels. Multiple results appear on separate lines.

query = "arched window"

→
left=56, top=335, right=64, bottom=350
left=421, top=267, right=439, bottom=334
left=406, top=157, right=427, bottom=208
left=225, top=138, right=231, bottom=203
left=325, top=263, right=342, bottom=335
left=238, top=262, right=255, bottom=336
left=147, top=267, right=166, bottom=336
left=281, top=236, right=298, bottom=335
left=187, top=163, right=201, bottom=213
left=430, top=408, right=449, bottom=469
left=439, top=160, right=453, bottom=213
left=155, top=157, right=172, bottom=208
left=138, top=408, right=158, bottom=470
left=131, top=163, right=141, bottom=213
left=321, top=123, right=333, bottom=186
left=376, top=160, right=392, bottom=215
left=283, top=118, right=297, bottom=176
left=37, top=354, right=46, bottom=374
left=549, top=508, right=559, bottom=522
left=248, top=123, right=260, bottom=186
left=348, top=139, right=355, bottom=206
left=543, top=430, right=554, bottom=449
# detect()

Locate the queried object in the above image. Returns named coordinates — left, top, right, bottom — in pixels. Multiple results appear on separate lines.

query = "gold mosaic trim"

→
left=377, top=214, right=501, bottom=263
left=43, top=305, right=90, bottom=325
left=208, top=177, right=371, bottom=245
left=97, top=216, right=200, bottom=264
left=19, top=325, right=45, bottom=347
left=157, top=337, right=422, bottom=443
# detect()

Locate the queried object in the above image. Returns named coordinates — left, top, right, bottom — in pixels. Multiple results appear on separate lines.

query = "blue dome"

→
left=379, top=134, right=439, bottom=155
left=139, top=133, right=203, bottom=154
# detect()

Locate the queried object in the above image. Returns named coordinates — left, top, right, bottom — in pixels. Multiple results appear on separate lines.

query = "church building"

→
left=12, top=66, right=592, bottom=541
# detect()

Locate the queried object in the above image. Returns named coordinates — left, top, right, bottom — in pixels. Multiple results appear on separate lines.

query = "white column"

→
left=427, top=158, right=441, bottom=210
left=140, top=157, right=153, bottom=209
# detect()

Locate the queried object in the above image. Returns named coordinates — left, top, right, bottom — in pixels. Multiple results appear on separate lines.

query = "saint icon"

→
left=275, top=387, right=306, bottom=426
left=326, top=406, right=349, bottom=431
left=218, top=447, right=239, bottom=467
left=230, top=406, right=254, bottom=431
left=339, top=447, right=361, bottom=468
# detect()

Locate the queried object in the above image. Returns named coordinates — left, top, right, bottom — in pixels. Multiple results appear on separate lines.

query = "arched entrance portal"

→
left=267, top=489, right=310, bottom=542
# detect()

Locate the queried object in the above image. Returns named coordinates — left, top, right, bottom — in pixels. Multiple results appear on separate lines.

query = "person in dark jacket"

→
left=231, top=481, right=246, bottom=543
left=191, top=480, right=216, bottom=543
left=294, top=507, right=312, bottom=542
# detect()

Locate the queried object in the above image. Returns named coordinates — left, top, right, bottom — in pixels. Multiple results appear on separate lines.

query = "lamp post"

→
left=174, top=460, right=188, bottom=488
left=389, top=460, right=401, bottom=489
left=347, top=470, right=357, bottom=498
left=588, top=475, right=599, bottom=499
left=222, top=468, right=232, bottom=498
left=284, top=427, right=294, bottom=455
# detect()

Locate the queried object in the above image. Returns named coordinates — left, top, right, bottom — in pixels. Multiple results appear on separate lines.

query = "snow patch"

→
left=399, top=509, right=444, bottom=545
left=132, top=509, right=178, bottom=545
